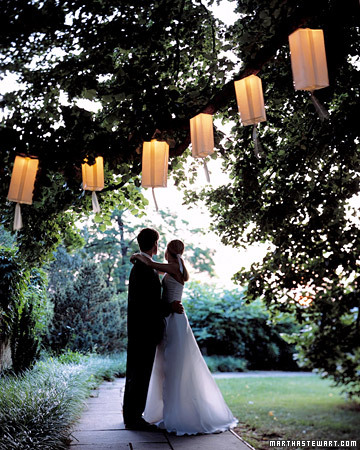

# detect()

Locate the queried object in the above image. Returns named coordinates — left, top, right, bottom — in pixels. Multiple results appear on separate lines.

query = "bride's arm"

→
left=146, top=260, right=179, bottom=276
left=132, top=254, right=178, bottom=276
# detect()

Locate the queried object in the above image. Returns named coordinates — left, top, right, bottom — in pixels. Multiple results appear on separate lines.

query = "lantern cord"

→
left=14, top=203, right=23, bottom=231
left=91, top=191, right=101, bottom=213
left=203, top=159, right=211, bottom=183
left=152, top=187, right=159, bottom=212
left=310, top=91, right=329, bottom=121
left=252, top=125, right=263, bottom=160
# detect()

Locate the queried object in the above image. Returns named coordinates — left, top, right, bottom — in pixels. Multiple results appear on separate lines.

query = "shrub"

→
left=0, top=249, right=52, bottom=373
left=0, top=353, right=126, bottom=449
left=47, top=260, right=127, bottom=354
left=183, top=282, right=299, bottom=370
left=204, top=355, right=248, bottom=372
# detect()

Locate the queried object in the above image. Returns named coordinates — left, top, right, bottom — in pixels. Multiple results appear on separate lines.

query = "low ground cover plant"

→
left=0, top=353, right=126, bottom=450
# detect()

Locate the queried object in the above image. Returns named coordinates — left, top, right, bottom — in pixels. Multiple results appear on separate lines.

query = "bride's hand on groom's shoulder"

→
left=171, top=301, right=184, bottom=314
left=130, top=253, right=140, bottom=264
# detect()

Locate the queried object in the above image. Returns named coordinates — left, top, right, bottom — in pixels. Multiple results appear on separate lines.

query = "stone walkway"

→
left=69, top=377, right=252, bottom=450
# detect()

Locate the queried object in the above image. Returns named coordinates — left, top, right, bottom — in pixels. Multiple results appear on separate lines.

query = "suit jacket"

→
left=127, top=260, right=170, bottom=345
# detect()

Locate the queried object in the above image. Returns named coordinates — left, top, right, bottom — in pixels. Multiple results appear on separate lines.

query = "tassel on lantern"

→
left=91, top=191, right=101, bottom=213
left=152, top=187, right=159, bottom=212
left=252, top=125, right=265, bottom=159
left=310, top=91, right=329, bottom=121
left=203, top=159, right=210, bottom=183
left=13, top=203, right=23, bottom=231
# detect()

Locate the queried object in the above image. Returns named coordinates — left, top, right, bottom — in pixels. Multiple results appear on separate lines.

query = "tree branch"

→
left=170, top=0, right=334, bottom=157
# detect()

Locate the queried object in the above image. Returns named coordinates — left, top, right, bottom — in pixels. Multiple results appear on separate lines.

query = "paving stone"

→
left=73, top=413, right=124, bottom=431
left=167, top=431, right=251, bottom=450
left=131, top=443, right=170, bottom=449
left=70, top=429, right=168, bottom=445
left=69, top=444, right=130, bottom=449
left=81, top=403, right=123, bottom=415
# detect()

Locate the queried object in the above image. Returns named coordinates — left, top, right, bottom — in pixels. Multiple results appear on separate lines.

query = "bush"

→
left=0, top=353, right=126, bottom=449
left=0, top=249, right=52, bottom=373
left=204, top=355, right=248, bottom=373
left=285, top=294, right=360, bottom=397
left=183, top=282, right=300, bottom=370
left=47, top=260, right=127, bottom=354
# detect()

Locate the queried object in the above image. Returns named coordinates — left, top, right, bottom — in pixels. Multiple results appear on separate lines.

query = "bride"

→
left=131, top=239, right=237, bottom=436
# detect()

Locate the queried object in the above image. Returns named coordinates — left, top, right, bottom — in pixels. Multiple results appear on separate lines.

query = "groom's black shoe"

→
left=125, top=418, right=159, bottom=431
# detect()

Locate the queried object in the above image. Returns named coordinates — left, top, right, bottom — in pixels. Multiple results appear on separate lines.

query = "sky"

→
left=137, top=158, right=269, bottom=289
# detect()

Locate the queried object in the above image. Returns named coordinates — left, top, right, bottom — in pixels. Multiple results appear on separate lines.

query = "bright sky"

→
left=140, top=163, right=268, bottom=289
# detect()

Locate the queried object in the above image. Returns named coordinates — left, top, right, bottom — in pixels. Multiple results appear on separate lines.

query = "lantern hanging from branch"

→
left=82, top=156, right=104, bottom=213
left=7, top=155, right=39, bottom=230
left=141, top=139, right=169, bottom=211
left=234, top=74, right=266, bottom=159
left=190, top=113, right=214, bottom=183
left=288, top=28, right=329, bottom=120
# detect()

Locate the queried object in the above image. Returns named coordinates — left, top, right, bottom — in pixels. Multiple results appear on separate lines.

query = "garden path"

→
left=68, top=377, right=252, bottom=450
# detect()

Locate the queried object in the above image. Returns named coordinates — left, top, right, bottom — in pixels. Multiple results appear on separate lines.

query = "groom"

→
left=123, top=227, right=183, bottom=430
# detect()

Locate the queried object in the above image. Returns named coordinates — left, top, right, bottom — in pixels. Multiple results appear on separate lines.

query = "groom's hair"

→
left=137, top=228, right=159, bottom=252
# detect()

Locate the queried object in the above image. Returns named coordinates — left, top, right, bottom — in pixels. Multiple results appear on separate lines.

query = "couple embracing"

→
left=123, top=227, right=237, bottom=436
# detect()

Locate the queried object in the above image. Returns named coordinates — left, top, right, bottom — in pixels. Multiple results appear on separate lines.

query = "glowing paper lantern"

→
left=234, top=75, right=266, bottom=126
left=288, top=28, right=329, bottom=120
left=190, top=113, right=214, bottom=182
left=288, top=28, right=329, bottom=91
left=7, top=155, right=39, bottom=230
left=141, top=139, right=169, bottom=211
left=234, top=75, right=266, bottom=158
left=82, top=156, right=104, bottom=213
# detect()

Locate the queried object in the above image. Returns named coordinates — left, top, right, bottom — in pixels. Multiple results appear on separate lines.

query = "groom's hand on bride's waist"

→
left=171, top=301, right=184, bottom=314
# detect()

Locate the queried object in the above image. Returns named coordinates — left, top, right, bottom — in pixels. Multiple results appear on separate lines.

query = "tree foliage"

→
left=81, top=208, right=215, bottom=293
left=1, top=0, right=359, bottom=392
left=0, top=246, right=52, bottom=372
left=0, top=0, right=226, bottom=264
left=183, top=282, right=299, bottom=370
left=47, top=259, right=127, bottom=353
left=184, top=0, right=360, bottom=393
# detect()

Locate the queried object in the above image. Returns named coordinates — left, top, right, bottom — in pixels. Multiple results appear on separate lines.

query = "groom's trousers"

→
left=122, top=337, right=157, bottom=424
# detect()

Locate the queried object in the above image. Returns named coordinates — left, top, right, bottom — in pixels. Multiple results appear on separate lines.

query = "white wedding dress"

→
left=143, top=265, right=238, bottom=435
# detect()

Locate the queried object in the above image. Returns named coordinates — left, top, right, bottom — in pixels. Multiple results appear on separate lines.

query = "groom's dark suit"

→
left=123, top=258, right=171, bottom=425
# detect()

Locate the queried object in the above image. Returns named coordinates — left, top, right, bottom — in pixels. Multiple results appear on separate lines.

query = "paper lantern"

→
left=234, top=75, right=266, bottom=159
left=190, top=113, right=214, bottom=183
left=288, top=28, right=329, bottom=91
left=234, top=75, right=266, bottom=126
left=190, top=113, right=214, bottom=158
left=141, top=139, right=169, bottom=188
left=141, top=139, right=169, bottom=211
left=7, top=155, right=39, bottom=230
left=82, top=156, right=104, bottom=213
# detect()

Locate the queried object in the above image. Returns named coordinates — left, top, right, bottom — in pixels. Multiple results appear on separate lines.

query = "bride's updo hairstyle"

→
left=167, top=239, right=184, bottom=256
left=167, top=240, right=189, bottom=282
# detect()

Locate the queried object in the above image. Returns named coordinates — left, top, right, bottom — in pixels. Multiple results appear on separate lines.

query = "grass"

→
left=217, top=375, right=360, bottom=449
left=0, top=352, right=126, bottom=450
